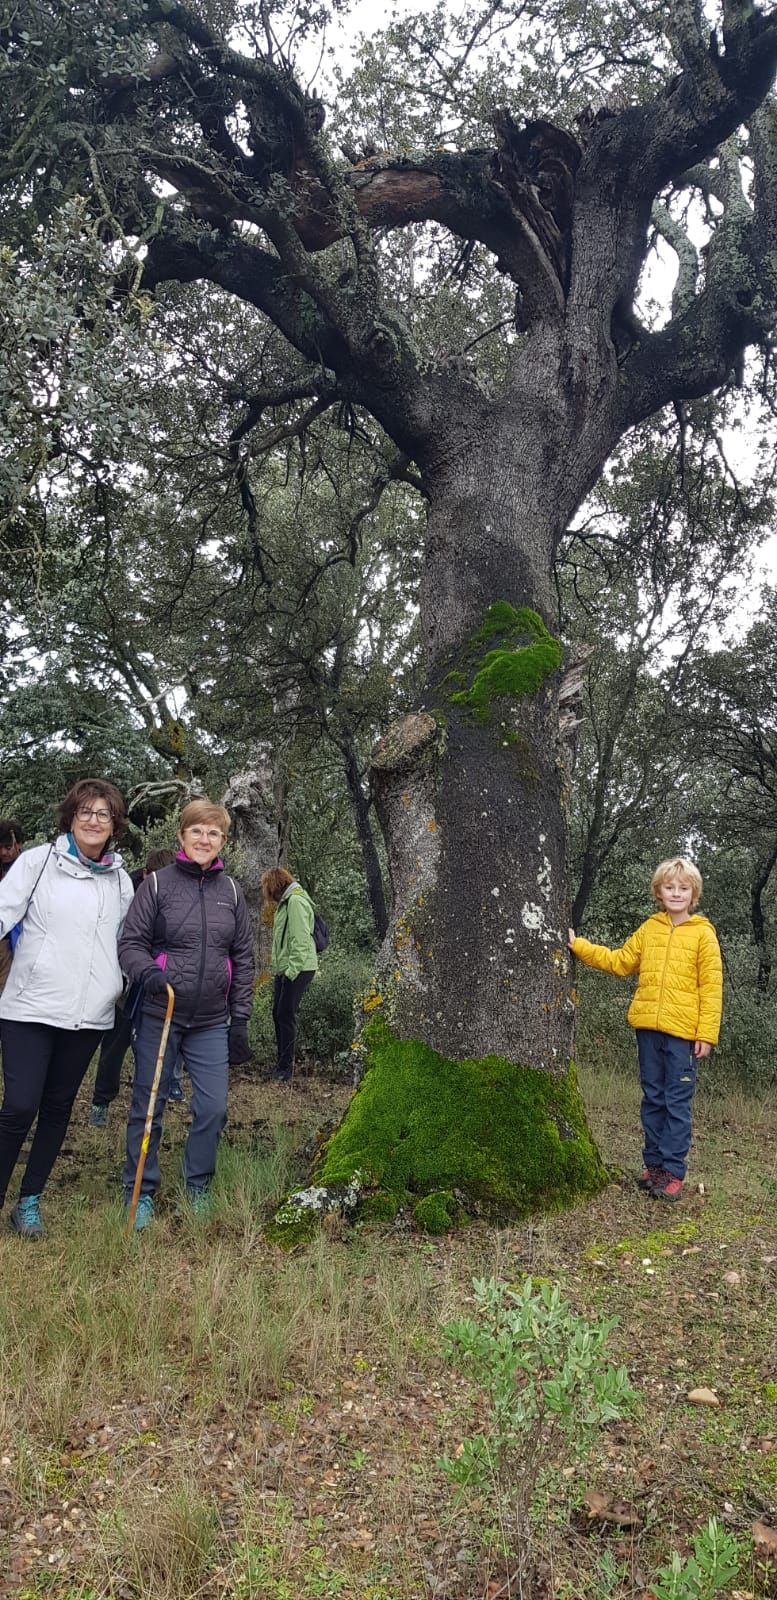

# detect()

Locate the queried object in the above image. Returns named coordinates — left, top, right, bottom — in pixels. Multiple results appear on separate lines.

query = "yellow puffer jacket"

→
left=572, top=913, right=722, bottom=1044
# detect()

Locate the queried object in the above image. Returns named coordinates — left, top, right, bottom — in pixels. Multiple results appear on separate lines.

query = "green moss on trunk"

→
left=263, top=1019, right=606, bottom=1243
left=442, top=601, right=562, bottom=726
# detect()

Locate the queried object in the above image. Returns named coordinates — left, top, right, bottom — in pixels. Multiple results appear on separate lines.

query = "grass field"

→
left=0, top=1058, right=775, bottom=1599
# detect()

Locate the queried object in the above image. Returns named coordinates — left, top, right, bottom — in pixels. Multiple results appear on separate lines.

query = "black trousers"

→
left=91, top=1009, right=134, bottom=1106
left=0, top=1020, right=102, bottom=1203
left=272, top=971, right=314, bottom=1077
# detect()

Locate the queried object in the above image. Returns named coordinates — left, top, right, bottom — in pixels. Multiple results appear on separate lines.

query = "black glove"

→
left=143, top=965, right=169, bottom=996
left=228, top=1018, right=251, bottom=1065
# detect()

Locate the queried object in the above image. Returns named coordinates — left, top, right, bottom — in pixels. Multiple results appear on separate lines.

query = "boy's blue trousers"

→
left=635, top=1029, right=696, bottom=1179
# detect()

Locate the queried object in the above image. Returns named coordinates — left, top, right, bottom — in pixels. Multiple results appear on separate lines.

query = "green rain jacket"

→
left=271, top=882, right=318, bottom=982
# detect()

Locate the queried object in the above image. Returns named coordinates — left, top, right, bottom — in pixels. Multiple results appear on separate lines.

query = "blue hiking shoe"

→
left=186, top=1186, right=212, bottom=1219
left=168, top=1080, right=184, bottom=1103
left=89, top=1103, right=108, bottom=1128
left=10, top=1195, right=44, bottom=1238
left=131, top=1194, right=155, bottom=1232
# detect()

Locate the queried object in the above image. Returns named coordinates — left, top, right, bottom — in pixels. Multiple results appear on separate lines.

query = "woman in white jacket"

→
left=0, top=779, right=134, bottom=1237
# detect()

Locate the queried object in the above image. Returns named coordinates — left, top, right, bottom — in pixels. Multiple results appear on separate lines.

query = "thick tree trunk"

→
left=223, top=754, right=287, bottom=972
left=750, top=836, right=777, bottom=994
left=370, top=448, right=571, bottom=1067
left=269, top=432, right=612, bottom=1245
left=337, top=716, right=389, bottom=942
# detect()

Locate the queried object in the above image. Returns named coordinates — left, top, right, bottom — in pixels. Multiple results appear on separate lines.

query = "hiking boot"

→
left=637, top=1166, right=661, bottom=1191
left=89, top=1103, right=108, bottom=1128
left=10, top=1195, right=44, bottom=1238
left=168, top=1080, right=184, bottom=1103
left=652, top=1170, right=684, bottom=1202
left=185, top=1186, right=212, bottom=1219
left=130, top=1194, right=155, bottom=1231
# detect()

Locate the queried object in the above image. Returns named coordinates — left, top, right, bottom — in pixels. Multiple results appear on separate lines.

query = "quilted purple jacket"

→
left=118, top=856, right=254, bottom=1027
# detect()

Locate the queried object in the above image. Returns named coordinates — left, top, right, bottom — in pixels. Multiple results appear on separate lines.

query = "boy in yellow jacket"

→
left=568, top=857, right=722, bottom=1202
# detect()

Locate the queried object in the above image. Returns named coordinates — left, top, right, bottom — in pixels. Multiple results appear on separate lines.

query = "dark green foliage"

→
left=249, top=950, right=373, bottom=1066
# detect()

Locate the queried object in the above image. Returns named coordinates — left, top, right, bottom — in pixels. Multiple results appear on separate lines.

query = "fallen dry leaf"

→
left=687, top=1387, right=720, bottom=1406
left=582, top=1488, right=640, bottom=1528
left=753, top=1520, right=777, bottom=1554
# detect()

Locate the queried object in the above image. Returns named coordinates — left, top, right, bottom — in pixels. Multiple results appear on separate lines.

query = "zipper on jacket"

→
left=189, top=874, right=208, bottom=1024
left=655, top=922, right=675, bottom=1026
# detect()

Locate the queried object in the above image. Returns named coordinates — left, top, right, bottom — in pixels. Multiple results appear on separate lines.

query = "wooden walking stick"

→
left=125, top=983, right=175, bottom=1236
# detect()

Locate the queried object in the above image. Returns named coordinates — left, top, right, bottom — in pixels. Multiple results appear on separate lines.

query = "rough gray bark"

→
left=336, top=714, right=389, bottom=942
left=223, top=754, right=287, bottom=971
left=371, top=445, right=594, bottom=1067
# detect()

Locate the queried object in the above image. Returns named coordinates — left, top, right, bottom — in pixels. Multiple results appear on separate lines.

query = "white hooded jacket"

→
left=0, top=835, right=134, bottom=1030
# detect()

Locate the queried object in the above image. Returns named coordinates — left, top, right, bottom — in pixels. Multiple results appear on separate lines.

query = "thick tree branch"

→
left=630, top=4, right=777, bottom=192
left=651, top=202, right=700, bottom=315
left=622, top=127, right=770, bottom=423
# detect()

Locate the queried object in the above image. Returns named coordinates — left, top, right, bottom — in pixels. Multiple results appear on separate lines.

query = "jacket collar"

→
left=174, top=851, right=224, bottom=879
left=54, top=834, right=124, bottom=877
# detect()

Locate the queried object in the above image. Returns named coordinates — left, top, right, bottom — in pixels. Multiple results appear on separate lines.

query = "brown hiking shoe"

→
left=637, top=1166, right=661, bottom=1191
left=652, top=1170, right=684, bottom=1202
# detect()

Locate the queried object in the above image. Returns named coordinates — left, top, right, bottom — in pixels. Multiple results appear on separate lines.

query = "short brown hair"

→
left=179, top=800, right=230, bottom=837
left=651, top=857, right=703, bottom=910
left=261, top=867, right=293, bottom=903
left=57, top=779, right=127, bottom=838
left=145, top=847, right=175, bottom=872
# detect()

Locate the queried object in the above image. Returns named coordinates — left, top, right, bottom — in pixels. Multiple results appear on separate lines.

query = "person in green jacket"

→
left=261, top=868, right=318, bottom=1081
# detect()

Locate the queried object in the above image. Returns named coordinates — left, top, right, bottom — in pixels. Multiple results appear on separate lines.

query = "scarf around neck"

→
left=66, top=833, right=116, bottom=873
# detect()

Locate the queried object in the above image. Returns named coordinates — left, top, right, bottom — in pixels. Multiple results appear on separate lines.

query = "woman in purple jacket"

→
left=118, top=800, right=254, bottom=1228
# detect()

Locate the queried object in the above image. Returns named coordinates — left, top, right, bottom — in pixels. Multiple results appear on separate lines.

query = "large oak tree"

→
left=3, top=0, right=776, bottom=1219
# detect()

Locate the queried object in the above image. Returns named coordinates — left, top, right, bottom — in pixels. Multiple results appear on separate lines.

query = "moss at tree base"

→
left=266, top=1019, right=607, bottom=1245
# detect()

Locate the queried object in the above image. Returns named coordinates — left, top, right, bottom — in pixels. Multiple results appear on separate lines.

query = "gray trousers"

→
left=122, top=1013, right=228, bottom=1198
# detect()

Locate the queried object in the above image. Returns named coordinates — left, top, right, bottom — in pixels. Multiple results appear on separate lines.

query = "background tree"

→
left=563, top=410, right=774, bottom=926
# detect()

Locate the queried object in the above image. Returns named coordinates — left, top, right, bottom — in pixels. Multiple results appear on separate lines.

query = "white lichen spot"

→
left=287, top=1185, right=329, bottom=1212
left=521, top=902, right=554, bottom=942
left=491, top=886, right=500, bottom=897
left=537, top=856, right=553, bottom=901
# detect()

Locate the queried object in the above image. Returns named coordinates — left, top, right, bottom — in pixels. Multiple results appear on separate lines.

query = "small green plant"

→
left=230, top=1540, right=293, bottom=1600
left=651, top=1517, right=744, bottom=1599
left=439, top=1276, right=636, bottom=1595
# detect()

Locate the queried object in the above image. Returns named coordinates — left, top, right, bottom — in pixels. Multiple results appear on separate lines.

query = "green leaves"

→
left=652, top=1517, right=744, bottom=1600
left=439, top=1275, right=636, bottom=1533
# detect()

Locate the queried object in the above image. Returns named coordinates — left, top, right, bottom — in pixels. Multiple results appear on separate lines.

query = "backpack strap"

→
left=8, top=844, right=54, bottom=952
left=227, top=875, right=237, bottom=905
